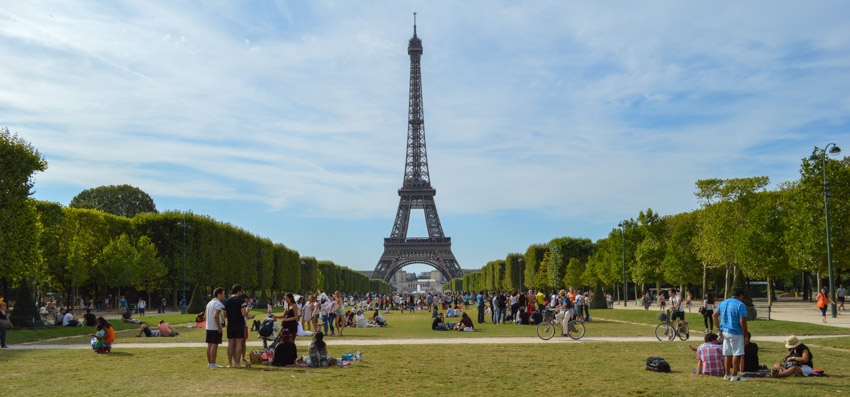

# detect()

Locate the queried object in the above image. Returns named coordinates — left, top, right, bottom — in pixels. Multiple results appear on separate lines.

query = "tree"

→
left=735, top=191, right=789, bottom=305
left=100, top=233, right=141, bottom=300
left=524, top=244, right=548, bottom=290
left=662, top=212, right=701, bottom=289
left=70, top=184, right=157, bottom=218
left=504, top=253, right=524, bottom=291
left=134, top=235, right=167, bottom=304
left=563, top=258, right=585, bottom=289
left=0, top=127, right=47, bottom=298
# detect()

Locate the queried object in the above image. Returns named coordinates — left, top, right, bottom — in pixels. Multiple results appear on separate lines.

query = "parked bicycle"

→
left=537, top=308, right=585, bottom=340
left=655, top=310, right=689, bottom=341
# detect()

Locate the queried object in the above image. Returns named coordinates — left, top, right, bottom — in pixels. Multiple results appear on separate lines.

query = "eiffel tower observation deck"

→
left=372, top=14, right=462, bottom=283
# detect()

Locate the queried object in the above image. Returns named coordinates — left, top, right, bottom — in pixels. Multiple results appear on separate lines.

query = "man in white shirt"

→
left=137, top=298, right=146, bottom=317
left=205, top=288, right=226, bottom=368
left=62, top=308, right=80, bottom=327
left=670, top=289, right=686, bottom=332
left=837, top=284, right=846, bottom=311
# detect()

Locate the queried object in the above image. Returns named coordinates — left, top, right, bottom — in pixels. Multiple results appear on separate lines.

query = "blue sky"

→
left=2, top=1, right=849, bottom=274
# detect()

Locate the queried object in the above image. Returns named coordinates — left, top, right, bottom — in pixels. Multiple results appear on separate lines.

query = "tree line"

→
left=446, top=151, right=849, bottom=306
left=0, top=129, right=392, bottom=324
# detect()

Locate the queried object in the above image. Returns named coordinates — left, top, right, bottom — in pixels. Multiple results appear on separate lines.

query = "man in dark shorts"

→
left=205, top=288, right=226, bottom=368
left=225, top=284, right=249, bottom=368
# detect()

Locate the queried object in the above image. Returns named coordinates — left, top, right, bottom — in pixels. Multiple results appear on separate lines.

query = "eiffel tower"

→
left=372, top=15, right=462, bottom=283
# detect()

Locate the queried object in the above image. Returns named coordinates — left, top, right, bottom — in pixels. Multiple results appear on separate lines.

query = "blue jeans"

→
left=491, top=307, right=496, bottom=323
left=322, top=314, right=329, bottom=334
left=477, top=306, right=485, bottom=323
left=0, top=326, right=6, bottom=347
left=328, top=313, right=336, bottom=334
left=498, top=307, right=506, bottom=324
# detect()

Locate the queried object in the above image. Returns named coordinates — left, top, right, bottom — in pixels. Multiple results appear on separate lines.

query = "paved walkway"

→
left=610, top=297, right=850, bottom=329
left=7, top=334, right=847, bottom=350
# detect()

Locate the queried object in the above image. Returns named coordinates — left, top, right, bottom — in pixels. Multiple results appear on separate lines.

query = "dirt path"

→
left=7, top=334, right=848, bottom=350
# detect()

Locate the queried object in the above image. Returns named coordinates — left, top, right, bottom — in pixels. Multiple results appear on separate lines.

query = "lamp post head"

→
left=829, top=145, right=841, bottom=155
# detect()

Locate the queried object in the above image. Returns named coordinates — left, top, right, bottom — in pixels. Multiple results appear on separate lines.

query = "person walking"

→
left=137, top=297, right=146, bottom=317
left=838, top=284, right=846, bottom=312
left=712, top=287, right=749, bottom=382
left=816, top=287, right=834, bottom=323
left=702, top=293, right=715, bottom=333
left=224, top=285, right=249, bottom=368
left=205, top=288, right=226, bottom=368
left=118, top=296, right=127, bottom=314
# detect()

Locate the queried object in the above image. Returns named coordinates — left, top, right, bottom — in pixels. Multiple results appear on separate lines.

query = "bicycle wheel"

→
left=655, top=323, right=675, bottom=341
left=567, top=320, right=585, bottom=340
left=677, top=322, right=690, bottom=341
left=537, top=322, right=555, bottom=340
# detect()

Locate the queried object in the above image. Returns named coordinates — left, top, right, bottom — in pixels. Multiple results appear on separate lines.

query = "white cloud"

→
left=2, top=0, right=849, bottom=226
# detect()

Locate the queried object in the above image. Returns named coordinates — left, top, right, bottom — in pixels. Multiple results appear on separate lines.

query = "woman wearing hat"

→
left=771, top=336, right=813, bottom=378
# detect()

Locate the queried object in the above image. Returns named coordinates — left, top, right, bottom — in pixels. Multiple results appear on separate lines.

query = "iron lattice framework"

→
left=373, top=17, right=462, bottom=283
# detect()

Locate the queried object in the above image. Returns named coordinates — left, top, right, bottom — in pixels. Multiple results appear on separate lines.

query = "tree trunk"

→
left=2, top=278, right=8, bottom=303
left=616, top=283, right=620, bottom=304
left=816, top=272, right=822, bottom=295
left=116, top=286, right=121, bottom=314
left=767, top=276, right=773, bottom=306
left=702, top=263, right=708, bottom=299
left=802, top=272, right=810, bottom=301
left=724, top=264, right=731, bottom=299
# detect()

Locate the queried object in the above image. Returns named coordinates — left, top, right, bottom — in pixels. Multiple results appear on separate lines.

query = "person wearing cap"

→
left=771, top=336, right=813, bottom=378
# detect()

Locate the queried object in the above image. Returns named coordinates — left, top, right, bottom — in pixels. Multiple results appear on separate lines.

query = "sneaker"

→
left=731, top=376, right=747, bottom=382
left=723, top=375, right=730, bottom=381
left=209, top=364, right=224, bottom=368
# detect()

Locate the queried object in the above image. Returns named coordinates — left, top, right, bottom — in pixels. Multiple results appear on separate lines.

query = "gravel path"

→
left=7, top=334, right=847, bottom=350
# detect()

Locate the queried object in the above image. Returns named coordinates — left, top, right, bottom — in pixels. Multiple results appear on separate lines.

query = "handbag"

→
left=698, top=306, right=706, bottom=315
left=0, top=319, right=12, bottom=328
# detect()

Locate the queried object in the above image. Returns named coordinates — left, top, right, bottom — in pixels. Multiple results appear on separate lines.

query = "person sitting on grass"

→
left=688, top=332, right=724, bottom=376
left=92, top=323, right=106, bottom=353
left=157, top=320, right=180, bottom=337
left=743, top=331, right=759, bottom=372
left=355, top=310, right=367, bottom=328
left=371, top=310, right=387, bottom=327
left=518, top=307, right=530, bottom=325
left=432, top=313, right=449, bottom=331
left=63, top=308, right=81, bottom=327
left=296, top=331, right=338, bottom=367
left=272, top=329, right=297, bottom=367
left=530, top=308, right=543, bottom=325
left=83, top=309, right=97, bottom=327
left=771, top=336, right=814, bottom=378
left=454, top=312, right=474, bottom=331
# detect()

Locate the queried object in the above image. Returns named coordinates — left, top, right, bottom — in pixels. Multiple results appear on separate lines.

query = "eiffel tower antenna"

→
left=372, top=18, right=462, bottom=285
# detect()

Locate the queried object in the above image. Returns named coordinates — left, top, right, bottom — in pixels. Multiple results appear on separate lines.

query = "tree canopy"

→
left=70, top=184, right=157, bottom=218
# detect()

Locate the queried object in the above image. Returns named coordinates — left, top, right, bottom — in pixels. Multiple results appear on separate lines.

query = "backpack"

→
left=646, top=356, right=671, bottom=373
left=258, top=319, right=275, bottom=338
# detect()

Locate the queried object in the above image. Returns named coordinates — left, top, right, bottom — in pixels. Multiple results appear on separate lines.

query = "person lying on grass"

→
left=122, top=310, right=141, bottom=324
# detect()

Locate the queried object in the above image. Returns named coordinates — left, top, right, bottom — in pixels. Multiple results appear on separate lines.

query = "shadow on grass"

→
left=101, top=351, right=134, bottom=357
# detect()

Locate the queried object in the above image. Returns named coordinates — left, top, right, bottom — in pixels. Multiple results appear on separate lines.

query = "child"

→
left=92, top=324, right=106, bottom=353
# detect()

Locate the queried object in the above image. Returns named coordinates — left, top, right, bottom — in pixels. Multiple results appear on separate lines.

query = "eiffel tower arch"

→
left=373, top=15, right=462, bottom=283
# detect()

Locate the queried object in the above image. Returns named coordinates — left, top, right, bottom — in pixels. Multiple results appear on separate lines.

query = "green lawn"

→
left=806, top=336, right=850, bottom=350
left=29, top=308, right=656, bottom=345
left=5, top=313, right=197, bottom=344
left=593, top=309, right=850, bottom=335
left=1, top=341, right=848, bottom=396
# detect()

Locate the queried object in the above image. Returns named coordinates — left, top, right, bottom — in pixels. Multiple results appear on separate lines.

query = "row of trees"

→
left=0, top=129, right=393, bottom=324
left=445, top=153, right=849, bottom=307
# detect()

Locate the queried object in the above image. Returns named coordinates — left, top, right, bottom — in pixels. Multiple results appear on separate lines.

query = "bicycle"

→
left=655, top=310, right=689, bottom=341
left=536, top=309, right=585, bottom=340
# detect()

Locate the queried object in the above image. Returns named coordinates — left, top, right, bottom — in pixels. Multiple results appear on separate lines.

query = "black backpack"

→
left=258, top=319, right=275, bottom=338
left=646, top=356, right=671, bottom=373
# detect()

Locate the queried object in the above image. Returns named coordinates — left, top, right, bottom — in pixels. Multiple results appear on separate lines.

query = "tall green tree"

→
left=70, top=184, right=157, bottom=218
left=0, top=127, right=47, bottom=298
left=735, top=190, right=790, bottom=305
left=662, top=212, right=701, bottom=290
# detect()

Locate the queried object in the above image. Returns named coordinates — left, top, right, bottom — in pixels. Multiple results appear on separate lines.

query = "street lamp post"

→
left=619, top=221, right=627, bottom=307
left=177, top=217, right=191, bottom=314
left=809, top=143, right=842, bottom=318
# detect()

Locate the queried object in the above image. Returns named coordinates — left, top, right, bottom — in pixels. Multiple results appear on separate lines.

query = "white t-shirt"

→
left=703, top=300, right=713, bottom=311
left=205, top=298, right=225, bottom=331
left=138, top=300, right=146, bottom=310
left=62, top=312, right=74, bottom=326
left=673, top=294, right=685, bottom=312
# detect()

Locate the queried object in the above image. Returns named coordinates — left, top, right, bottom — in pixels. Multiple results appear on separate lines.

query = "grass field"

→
left=1, top=341, right=848, bottom=396
left=10, top=307, right=849, bottom=347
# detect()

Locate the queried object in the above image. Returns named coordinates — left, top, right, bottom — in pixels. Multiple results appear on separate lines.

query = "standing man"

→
left=836, top=284, right=845, bottom=312
left=476, top=290, right=485, bottom=324
left=137, top=297, right=146, bottom=317
left=118, top=296, right=127, bottom=315
left=224, top=284, right=249, bottom=368
left=713, top=287, right=749, bottom=382
left=536, top=290, right=546, bottom=313
left=205, top=288, right=226, bottom=368
left=426, top=293, right=434, bottom=312
left=160, top=297, right=167, bottom=314
left=670, top=288, right=686, bottom=333
left=181, top=296, right=188, bottom=313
